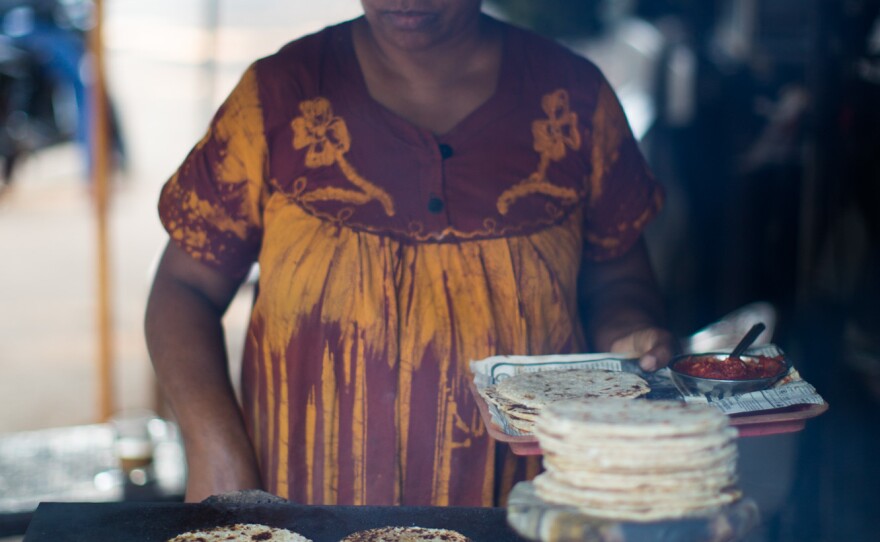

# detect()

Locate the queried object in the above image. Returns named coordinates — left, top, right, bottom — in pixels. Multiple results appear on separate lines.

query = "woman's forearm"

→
left=579, top=238, right=677, bottom=369
left=145, top=245, right=262, bottom=501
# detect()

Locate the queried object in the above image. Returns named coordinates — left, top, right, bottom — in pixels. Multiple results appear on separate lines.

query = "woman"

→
left=145, top=0, right=675, bottom=507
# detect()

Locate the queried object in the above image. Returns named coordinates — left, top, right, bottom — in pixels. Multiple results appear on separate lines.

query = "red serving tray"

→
left=468, top=381, right=829, bottom=456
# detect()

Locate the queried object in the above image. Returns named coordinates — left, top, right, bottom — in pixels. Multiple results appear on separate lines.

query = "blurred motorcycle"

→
left=0, top=0, right=123, bottom=187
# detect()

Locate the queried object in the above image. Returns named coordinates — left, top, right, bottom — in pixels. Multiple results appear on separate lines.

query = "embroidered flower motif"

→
left=497, top=89, right=581, bottom=215
left=532, top=89, right=581, bottom=161
left=290, top=98, right=395, bottom=216
left=292, top=98, right=351, bottom=168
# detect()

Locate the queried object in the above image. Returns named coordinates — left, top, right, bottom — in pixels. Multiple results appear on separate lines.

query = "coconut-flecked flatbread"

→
left=537, top=397, right=729, bottom=438
left=506, top=416, right=537, bottom=433
left=552, top=463, right=737, bottom=491
left=539, top=426, right=738, bottom=465
left=535, top=472, right=742, bottom=522
left=493, top=369, right=650, bottom=409
left=535, top=426, right=739, bottom=454
left=542, top=442, right=737, bottom=472
left=535, top=470, right=736, bottom=502
left=339, top=526, right=472, bottom=541
left=167, top=523, right=311, bottom=542
left=481, top=387, right=539, bottom=420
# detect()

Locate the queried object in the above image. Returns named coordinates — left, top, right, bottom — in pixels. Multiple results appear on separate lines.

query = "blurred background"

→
left=0, top=0, right=878, bottom=540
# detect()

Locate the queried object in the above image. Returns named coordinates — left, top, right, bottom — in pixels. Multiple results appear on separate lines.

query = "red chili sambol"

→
left=674, top=354, right=787, bottom=380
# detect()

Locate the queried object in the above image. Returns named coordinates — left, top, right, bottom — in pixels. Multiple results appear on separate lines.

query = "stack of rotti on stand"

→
left=498, top=393, right=761, bottom=542
left=533, top=399, right=742, bottom=521
left=467, top=345, right=828, bottom=542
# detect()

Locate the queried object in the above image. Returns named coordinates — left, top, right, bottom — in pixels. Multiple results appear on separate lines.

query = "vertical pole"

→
left=202, top=0, right=220, bottom=122
left=89, top=0, right=114, bottom=421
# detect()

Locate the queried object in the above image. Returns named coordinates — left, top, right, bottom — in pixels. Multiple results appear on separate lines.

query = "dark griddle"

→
left=23, top=501, right=529, bottom=542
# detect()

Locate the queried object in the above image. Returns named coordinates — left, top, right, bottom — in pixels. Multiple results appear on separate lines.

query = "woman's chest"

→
left=261, top=89, right=593, bottom=243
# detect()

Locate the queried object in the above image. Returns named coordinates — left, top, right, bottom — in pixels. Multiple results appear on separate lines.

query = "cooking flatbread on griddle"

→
left=167, top=523, right=312, bottom=542
left=339, top=526, right=472, bottom=541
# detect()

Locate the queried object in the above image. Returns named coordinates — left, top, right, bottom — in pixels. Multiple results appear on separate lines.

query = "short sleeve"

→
left=158, top=64, right=267, bottom=279
left=582, top=78, right=664, bottom=261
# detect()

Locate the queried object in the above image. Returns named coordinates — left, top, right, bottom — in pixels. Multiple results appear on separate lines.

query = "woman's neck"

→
left=353, top=14, right=500, bottom=90
left=351, top=15, right=503, bottom=134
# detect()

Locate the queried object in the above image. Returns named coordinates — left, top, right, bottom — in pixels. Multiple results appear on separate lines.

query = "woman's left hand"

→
left=608, top=326, right=677, bottom=372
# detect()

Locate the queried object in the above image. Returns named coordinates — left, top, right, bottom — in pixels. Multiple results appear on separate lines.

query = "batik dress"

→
left=158, top=18, right=663, bottom=507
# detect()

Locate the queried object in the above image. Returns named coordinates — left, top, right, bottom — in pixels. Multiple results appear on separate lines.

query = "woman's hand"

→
left=608, top=326, right=677, bottom=372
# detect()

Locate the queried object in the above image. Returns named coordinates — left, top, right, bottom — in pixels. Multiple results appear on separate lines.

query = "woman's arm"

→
left=145, top=242, right=263, bottom=501
left=579, top=237, right=678, bottom=371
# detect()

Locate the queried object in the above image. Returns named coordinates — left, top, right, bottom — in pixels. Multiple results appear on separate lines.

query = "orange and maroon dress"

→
left=158, top=18, right=663, bottom=507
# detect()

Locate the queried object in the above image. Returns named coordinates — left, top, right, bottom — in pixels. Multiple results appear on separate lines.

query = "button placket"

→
left=424, top=142, right=452, bottom=218
left=427, top=196, right=445, bottom=214
left=438, top=143, right=454, bottom=159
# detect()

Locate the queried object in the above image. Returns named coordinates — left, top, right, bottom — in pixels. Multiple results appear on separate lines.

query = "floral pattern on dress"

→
left=497, top=89, right=582, bottom=215
left=291, top=97, right=396, bottom=216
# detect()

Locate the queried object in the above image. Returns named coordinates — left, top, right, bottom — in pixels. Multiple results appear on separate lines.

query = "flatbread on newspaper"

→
left=167, top=523, right=311, bottom=542
left=481, top=387, right=539, bottom=420
left=340, top=526, right=472, bottom=541
left=493, top=369, right=650, bottom=410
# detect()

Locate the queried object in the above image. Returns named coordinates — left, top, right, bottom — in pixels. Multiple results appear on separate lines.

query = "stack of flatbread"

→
left=533, top=398, right=741, bottom=522
left=481, top=368, right=650, bottom=433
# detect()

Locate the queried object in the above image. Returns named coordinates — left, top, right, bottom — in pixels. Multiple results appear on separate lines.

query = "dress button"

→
left=438, top=143, right=454, bottom=159
left=427, top=196, right=445, bottom=214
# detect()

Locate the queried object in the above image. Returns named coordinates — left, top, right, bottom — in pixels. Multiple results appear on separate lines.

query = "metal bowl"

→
left=668, top=353, right=791, bottom=399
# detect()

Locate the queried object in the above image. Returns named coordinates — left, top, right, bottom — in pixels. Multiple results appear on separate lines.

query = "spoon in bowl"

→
left=729, top=322, right=767, bottom=359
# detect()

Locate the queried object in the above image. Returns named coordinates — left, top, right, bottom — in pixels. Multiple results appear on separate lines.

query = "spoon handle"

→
left=730, top=322, right=767, bottom=358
